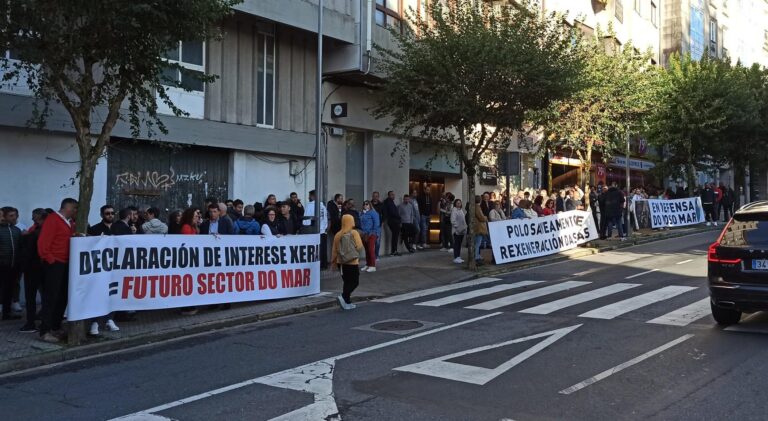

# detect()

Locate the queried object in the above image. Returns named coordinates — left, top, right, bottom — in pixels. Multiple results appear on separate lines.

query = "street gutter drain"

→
left=353, top=319, right=443, bottom=336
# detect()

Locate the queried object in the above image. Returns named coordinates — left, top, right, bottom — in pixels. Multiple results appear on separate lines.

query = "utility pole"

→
left=625, top=133, right=632, bottom=238
left=314, top=0, right=324, bottom=234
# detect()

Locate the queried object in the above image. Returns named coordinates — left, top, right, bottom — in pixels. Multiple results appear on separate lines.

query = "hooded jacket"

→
left=360, top=209, right=381, bottom=237
left=142, top=218, right=169, bottom=234
left=331, top=214, right=363, bottom=265
left=234, top=216, right=261, bottom=235
left=473, top=204, right=489, bottom=236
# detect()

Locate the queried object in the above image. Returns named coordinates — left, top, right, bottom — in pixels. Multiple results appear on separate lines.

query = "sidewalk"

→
left=0, top=224, right=718, bottom=374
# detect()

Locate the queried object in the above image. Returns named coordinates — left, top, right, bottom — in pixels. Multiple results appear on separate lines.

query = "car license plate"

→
left=752, top=259, right=768, bottom=270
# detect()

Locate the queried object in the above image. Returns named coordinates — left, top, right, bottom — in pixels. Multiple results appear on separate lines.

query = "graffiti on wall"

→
left=114, top=167, right=207, bottom=195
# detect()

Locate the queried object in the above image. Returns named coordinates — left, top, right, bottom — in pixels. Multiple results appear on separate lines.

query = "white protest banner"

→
left=67, top=234, right=321, bottom=321
left=488, top=211, right=599, bottom=264
left=646, top=197, right=704, bottom=228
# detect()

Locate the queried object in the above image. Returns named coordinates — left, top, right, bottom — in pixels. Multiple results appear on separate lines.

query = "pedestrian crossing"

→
left=379, top=279, right=715, bottom=327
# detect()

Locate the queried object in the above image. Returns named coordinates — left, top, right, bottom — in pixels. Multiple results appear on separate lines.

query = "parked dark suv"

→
left=709, top=201, right=768, bottom=325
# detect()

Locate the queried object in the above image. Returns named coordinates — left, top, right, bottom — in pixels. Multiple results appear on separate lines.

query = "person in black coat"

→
left=199, top=203, right=234, bottom=235
left=110, top=208, right=134, bottom=235
left=383, top=191, right=401, bottom=256
left=327, top=194, right=344, bottom=236
left=604, top=184, right=626, bottom=239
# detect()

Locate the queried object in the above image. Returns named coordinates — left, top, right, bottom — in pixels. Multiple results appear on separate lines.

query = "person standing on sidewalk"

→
left=331, top=214, right=363, bottom=311
left=0, top=212, right=22, bottom=321
left=303, top=190, right=328, bottom=268
left=87, top=205, right=114, bottom=236
left=37, top=198, right=77, bottom=343
left=383, top=191, right=401, bottom=256
left=604, top=183, right=626, bottom=240
left=439, top=192, right=453, bottom=252
left=473, top=196, right=490, bottom=265
left=179, top=208, right=201, bottom=315
left=450, top=199, right=467, bottom=264
left=360, top=200, right=380, bottom=273
left=416, top=186, right=432, bottom=249
left=409, top=191, right=422, bottom=250
left=701, top=183, right=717, bottom=226
left=370, top=191, right=384, bottom=258
left=327, top=194, right=344, bottom=239
left=141, top=207, right=168, bottom=234
left=399, top=195, right=417, bottom=253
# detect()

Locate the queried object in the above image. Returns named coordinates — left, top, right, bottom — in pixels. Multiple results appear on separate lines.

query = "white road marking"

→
left=676, top=259, right=693, bottom=265
left=465, top=281, right=591, bottom=311
left=394, top=325, right=581, bottom=385
left=416, top=281, right=543, bottom=307
left=112, top=415, right=172, bottom=421
left=375, top=277, right=502, bottom=303
left=646, top=298, right=711, bottom=326
left=109, top=312, right=503, bottom=421
left=559, top=334, right=694, bottom=395
left=579, top=286, right=698, bottom=319
left=625, top=269, right=659, bottom=279
left=519, top=283, right=641, bottom=315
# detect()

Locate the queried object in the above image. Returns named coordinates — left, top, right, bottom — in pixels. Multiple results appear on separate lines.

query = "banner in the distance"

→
left=644, top=197, right=704, bottom=228
left=67, top=234, right=321, bottom=321
left=488, top=210, right=599, bottom=264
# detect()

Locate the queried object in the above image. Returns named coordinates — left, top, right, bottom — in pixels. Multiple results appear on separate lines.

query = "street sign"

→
left=497, top=152, right=520, bottom=176
left=479, top=166, right=498, bottom=185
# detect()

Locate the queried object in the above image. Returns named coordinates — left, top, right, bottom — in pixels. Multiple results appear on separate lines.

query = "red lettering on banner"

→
left=268, top=270, right=277, bottom=289
left=245, top=272, right=255, bottom=291
left=122, top=276, right=133, bottom=299
left=182, top=275, right=193, bottom=295
left=172, top=275, right=183, bottom=296
left=303, top=269, right=311, bottom=286
left=197, top=274, right=207, bottom=295
left=258, top=271, right=267, bottom=290
left=281, top=270, right=294, bottom=288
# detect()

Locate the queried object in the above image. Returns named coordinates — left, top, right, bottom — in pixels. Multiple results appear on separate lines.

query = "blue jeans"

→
left=419, top=215, right=429, bottom=245
left=475, top=234, right=488, bottom=260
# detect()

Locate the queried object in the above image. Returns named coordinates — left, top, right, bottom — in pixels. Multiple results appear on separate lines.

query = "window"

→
left=345, top=132, right=365, bottom=203
left=376, top=0, right=402, bottom=31
left=162, top=41, right=205, bottom=93
left=256, top=31, right=275, bottom=127
left=615, top=0, right=624, bottom=23
left=651, top=1, right=658, bottom=26
left=634, top=0, right=641, bottom=14
left=709, top=19, right=718, bottom=43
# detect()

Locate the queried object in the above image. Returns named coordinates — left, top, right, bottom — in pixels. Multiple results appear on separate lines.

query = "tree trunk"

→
left=583, top=142, right=593, bottom=209
left=465, top=164, right=477, bottom=271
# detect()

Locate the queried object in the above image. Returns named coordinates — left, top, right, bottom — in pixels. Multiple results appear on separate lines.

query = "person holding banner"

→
left=331, top=215, right=364, bottom=310
left=450, top=199, right=467, bottom=264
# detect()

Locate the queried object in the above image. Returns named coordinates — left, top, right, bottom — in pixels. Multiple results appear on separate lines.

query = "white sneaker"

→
left=422, top=244, right=428, bottom=249
left=366, top=267, right=377, bottom=272
left=714, top=222, right=718, bottom=226
left=337, top=296, right=352, bottom=310
left=11, top=302, right=22, bottom=313
left=89, top=322, right=100, bottom=336
left=105, top=319, right=120, bottom=331
left=453, top=257, right=464, bottom=264
left=706, top=222, right=711, bottom=226
left=439, top=248, right=448, bottom=252
left=348, top=303, right=357, bottom=310
left=360, top=266, right=368, bottom=272
left=416, top=245, right=424, bottom=250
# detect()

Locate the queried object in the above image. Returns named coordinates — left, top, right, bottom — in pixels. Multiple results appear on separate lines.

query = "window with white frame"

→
left=256, top=29, right=275, bottom=128
left=158, top=40, right=205, bottom=119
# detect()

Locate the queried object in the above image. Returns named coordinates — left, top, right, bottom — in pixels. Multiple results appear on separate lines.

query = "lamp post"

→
left=314, top=0, right=324, bottom=234
left=625, top=133, right=631, bottom=238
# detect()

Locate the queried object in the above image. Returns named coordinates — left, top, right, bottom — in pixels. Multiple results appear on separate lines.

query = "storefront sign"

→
left=610, top=156, right=655, bottom=171
left=479, top=166, right=498, bottom=185
left=488, top=211, right=598, bottom=264
left=642, top=198, right=704, bottom=228
left=67, top=234, right=321, bottom=321
left=550, top=154, right=582, bottom=167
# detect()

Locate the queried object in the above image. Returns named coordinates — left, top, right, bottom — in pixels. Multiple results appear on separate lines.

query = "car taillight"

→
left=707, top=242, right=742, bottom=264
left=708, top=219, right=741, bottom=265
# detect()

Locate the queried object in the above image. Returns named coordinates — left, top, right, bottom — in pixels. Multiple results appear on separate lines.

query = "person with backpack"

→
left=331, top=214, right=363, bottom=310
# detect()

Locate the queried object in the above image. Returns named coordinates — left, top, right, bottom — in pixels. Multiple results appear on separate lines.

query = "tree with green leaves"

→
left=0, top=0, right=238, bottom=234
left=647, top=54, right=761, bottom=195
left=532, top=33, right=657, bottom=205
left=372, top=0, right=584, bottom=269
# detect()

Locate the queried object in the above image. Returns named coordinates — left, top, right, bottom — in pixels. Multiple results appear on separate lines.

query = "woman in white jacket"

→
left=450, top=199, right=467, bottom=264
left=489, top=201, right=506, bottom=222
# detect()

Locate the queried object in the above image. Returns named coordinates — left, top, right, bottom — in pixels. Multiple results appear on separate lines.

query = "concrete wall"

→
left=235, top=0, right=358, bottom=43
left=0, top=128, right=107, bottom=227
left=229, top=151, right=314, bottom=205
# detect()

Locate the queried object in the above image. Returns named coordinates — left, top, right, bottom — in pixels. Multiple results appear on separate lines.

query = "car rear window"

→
left=721, top=214, right=768, bottom=247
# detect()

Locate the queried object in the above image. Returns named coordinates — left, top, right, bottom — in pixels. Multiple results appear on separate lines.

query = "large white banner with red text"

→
left=67, top=234, right=321, bottom=321
left=488, top=210, right=599, bottom=264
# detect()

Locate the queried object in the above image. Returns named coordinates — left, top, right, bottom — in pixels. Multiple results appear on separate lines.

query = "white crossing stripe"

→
left=646, top=298, right=711, bottom=326
left=519, top=283, right=641, bottom=315
left=625, top=269, right=659, bottom=279
left=375, top=277, right=502, bottom=303
left=579, top=286, right=698, bottom=319
left=416, top=281, right=543, bottom=307
left=676, top=259, right=693, bottom=265
left=465, top=281, right=591, bottom=311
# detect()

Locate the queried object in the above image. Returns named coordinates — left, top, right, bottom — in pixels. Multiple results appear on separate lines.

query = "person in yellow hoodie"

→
left=331, top=214, right=364, bottom=310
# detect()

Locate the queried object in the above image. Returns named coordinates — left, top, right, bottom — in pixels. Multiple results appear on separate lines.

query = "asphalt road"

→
left=4, top=230, right=768, bottom=421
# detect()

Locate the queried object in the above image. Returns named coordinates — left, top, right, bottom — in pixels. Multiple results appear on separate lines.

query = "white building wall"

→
left=229, top=150, right=314, bottom=204
left=0, top=128, right=107, bottom=227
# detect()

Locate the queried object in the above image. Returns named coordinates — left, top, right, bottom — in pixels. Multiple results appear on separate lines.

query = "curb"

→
left=0, top=298, right=338, bottom=375
left=0, top=226, right=717, bottom=375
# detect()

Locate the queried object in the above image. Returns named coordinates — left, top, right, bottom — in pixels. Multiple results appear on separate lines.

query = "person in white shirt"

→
left=303, top=190, right=329, bottom=269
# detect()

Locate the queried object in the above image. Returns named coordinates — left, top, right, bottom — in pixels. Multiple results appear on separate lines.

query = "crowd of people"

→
left=0, top=180, right=737, bottom=335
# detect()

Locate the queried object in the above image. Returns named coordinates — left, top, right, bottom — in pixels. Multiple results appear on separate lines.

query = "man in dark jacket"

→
left=200, top=203, right=234, bottom=235
left=383, top=191, right=401, bottom=256
left=718, top=183, right=733, bottom=223
left=19, top=209, right=47, bottom=332
left=604, top=183, right=626, bottom=240
left=556, top=189, right=566, bottom=213
left=0, top=213, right=22, bottom=320
left=327, top=194, right=344, bottom=236
left=701, top=183, right=717, bottom=226
left=88, top=205, right=115, bottom=236
left=341, top=199, right=361, bottom=230
left=589, top=185, right=599, bottom=229
left=110, top=208, right=134, bottom=236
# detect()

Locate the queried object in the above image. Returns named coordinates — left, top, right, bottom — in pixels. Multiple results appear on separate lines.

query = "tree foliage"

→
left=372, top=0, right=584, bottom=268
left=0, top=0, right=237, bottom=232
left=532, top=32, right=657, bottom=197
left=646, top=54, right=762, bottom=193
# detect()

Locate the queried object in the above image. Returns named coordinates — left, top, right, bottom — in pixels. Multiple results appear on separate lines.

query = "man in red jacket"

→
left=37, top=198, right=77, bottom=343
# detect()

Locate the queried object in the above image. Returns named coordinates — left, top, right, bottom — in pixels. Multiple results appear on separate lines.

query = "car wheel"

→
left=711, top=301, right=742, bottom=325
